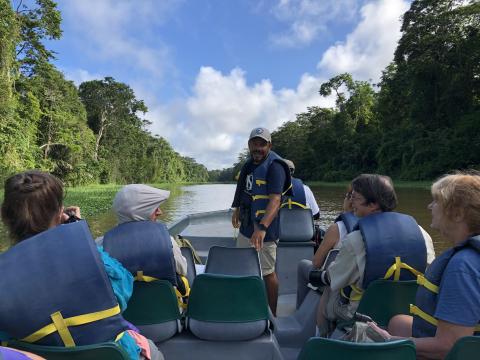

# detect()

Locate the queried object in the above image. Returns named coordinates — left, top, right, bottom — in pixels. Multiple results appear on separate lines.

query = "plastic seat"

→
left=186, top=273, right=269, bottom=341
left=205, top=246, right=261, bottom=277
left=356, top=279, right=418, bottom=328
left=7, top=340, right=129, bottom=360
left=297, top=337, right=416, bottom=360
left=445, top=336, right=480, bottom=360
left=122, top=280, right=181, bottom=343
left=278, top=208, right=314, bottom=242
left=180, top=246, right=198, bottom=285
left=277, top=208, right=315, bottom=295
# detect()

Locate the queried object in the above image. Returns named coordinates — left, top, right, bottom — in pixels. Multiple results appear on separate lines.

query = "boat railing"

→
left=168, top=209, right=233, bottom=237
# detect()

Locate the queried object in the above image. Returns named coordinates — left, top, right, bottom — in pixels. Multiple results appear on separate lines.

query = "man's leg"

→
left=264, top=271, right=278, bottom=316
left=260, top=241, right=278, bottom=316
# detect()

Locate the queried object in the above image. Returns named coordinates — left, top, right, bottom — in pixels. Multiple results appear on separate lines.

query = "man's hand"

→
left=232, top=208, right=240, bottom=228
left=250, top=227, right=266, bottom=251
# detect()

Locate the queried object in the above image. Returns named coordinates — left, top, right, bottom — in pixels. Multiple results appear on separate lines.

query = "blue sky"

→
left=47, top=0, right=410, bottom=169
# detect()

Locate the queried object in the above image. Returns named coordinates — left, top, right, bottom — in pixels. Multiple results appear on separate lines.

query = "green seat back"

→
left=445, top=336, right=480, bottom=360
left=187, top=273, right=268, bottom=322
left=8, top=340, right=129, bottom=360
left=357, top=280, right=418, bottom=328
left=297, top=337, right=416, bottom=360
left=123, top=280, right=181, bottom=325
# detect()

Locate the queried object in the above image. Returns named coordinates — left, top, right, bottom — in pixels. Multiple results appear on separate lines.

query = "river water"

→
left=0, top=183, right=449, bottom=254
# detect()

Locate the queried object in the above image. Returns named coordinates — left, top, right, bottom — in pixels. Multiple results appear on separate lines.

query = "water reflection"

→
left=0, top=183, right=447, bottom=254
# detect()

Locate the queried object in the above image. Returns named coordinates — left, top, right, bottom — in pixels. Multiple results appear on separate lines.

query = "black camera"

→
left=309, top=269, right=329, bottom=287
left=64, top=210, right=80, bottom=224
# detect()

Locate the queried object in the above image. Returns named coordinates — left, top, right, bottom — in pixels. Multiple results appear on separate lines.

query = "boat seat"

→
left=180, top=246, right=198, bottom=285
left=186, top=273, right=269, bottom=341
left=445, top=336, right=480, bottom=360
left=278, top=208, right=314, bottom=242
left=204, top=246, right=261, bottom=277
left=298, top=337, right=416, bottom=360
left=7, top=340, right=129, bottom=360
left=277, top=208, right=315, bottom=296
left=123, top=280, right=182, bottom=343
left=355, top=279, right=418, bottom=328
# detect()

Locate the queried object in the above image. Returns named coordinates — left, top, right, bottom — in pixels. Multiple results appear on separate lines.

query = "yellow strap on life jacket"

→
left=174, top=275, right=191, bottom=310
left=410, top=304, right=480, bottom=332
left=281, top=198, right=308, bottom=209
left=135, top=271, right=190, bottom=309
left=255, top=210, right=266, bottom=217
left=115, top=331, right=125, bottom=342
left=417, top=275, right=439, bottom=294
left=383, top=256, right=423, bottom=281
left=50, top=311, right=76, bottom=347
left=256, top=179, right=266, bottom=186
left=21, top=304, right=121, bottom=346
left=135, top=271, right=158, bottom=282
left=340, top=284, right=364, bottom=301
left=410, top=304, right=438, bottom=327
left=282, top=183, right=293, bottom=196
left=252, top=195, right=269, bottom=201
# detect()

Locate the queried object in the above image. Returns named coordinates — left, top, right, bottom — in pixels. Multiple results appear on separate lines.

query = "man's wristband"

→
left=257, top=223, right=268, bottom=232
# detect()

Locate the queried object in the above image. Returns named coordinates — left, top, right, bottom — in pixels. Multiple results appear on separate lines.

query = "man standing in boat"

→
left=232, top=127, right=292, bottom=316
left=314, top=174, right=436, bottom=336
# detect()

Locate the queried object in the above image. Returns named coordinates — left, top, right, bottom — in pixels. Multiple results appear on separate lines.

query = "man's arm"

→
left=250, top=193, right=281, bottom=251
left=232, top=207, right=240, bottom=228
left=231, top=165, right=247, bottom=228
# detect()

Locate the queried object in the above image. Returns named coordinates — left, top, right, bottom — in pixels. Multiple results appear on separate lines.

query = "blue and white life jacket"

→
left=103, top=221, right=177, bottom=286
left=250, top=151, right=292, bottom=241
left=335, top=212, right=359, bottom=234
left=0, top=221, right=127, bottom=347
left=411, top=236, right=480, bottom=337
left=281, top=177, right=307, bottom=209
left=342, top=212, right=427, bottom=301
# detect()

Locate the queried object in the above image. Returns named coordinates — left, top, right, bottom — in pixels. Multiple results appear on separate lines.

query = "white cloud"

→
left=270, top=0, right=361, bottom=47
left=146, top=0, right=409, bottom=169
left=61, top=68, right=102, bottom=86
left=148, top=67, right=334, bottom=169
left=60, top=0, right=181, bottom=82
left=317, top=0, right=409, bottom=82
left=59, top=0, right=409, bottom=170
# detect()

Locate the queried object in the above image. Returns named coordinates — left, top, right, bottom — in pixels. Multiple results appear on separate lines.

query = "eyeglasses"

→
left=350, top=192, right=365, bottom=203
left=345, top=192, right=352, bottom=200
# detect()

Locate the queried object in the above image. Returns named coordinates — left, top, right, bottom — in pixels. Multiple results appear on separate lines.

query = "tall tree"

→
left=79, top=77, right=148, bottom=162
left=13, top=0, right=61, bottom=76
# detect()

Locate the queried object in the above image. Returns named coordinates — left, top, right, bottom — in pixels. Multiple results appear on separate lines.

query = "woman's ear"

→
left=53, top=206, right=65, bottom=227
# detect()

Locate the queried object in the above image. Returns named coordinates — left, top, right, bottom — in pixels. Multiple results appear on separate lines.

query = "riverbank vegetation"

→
left=0, top=0, right=208, bottom=186
left=1, top=1, right=478, bottom=186
left=211, top=0, right=480, bottom=182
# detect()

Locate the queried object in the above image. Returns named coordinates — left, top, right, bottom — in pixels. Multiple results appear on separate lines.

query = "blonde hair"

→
left=431, top=171, right=480, bottom=234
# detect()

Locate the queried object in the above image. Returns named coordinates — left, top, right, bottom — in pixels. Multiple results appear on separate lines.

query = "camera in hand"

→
left=64, top=210, right=80, bottom=224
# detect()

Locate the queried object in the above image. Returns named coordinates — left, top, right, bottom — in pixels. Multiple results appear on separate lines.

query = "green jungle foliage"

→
left=210, top=0, right=480, bottom=182
left=0, top=0, right=208, bottom=186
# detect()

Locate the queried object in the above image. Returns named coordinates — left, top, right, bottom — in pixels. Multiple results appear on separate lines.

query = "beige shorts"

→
left=236, top=232, right=277, bottom=276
